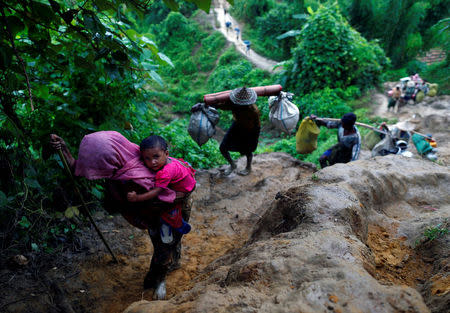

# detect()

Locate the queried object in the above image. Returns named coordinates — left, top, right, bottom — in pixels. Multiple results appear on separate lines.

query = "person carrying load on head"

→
left=234, top=27, right=240, bottom=40
left=310, top=113, right=361, bottom=169
left=194, top=87, right=260, bottom=176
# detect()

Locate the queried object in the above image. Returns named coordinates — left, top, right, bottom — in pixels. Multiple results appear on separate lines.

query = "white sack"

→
left=268, top=91, right=299, bottom=133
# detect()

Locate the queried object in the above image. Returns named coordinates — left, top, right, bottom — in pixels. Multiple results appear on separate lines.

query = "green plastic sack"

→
left=364, top=131, right=382, bottom=150
left=428, top=88, right=437, bottom=97
left=412, top=133, right=433, bottom=155
left=296, top=118, right=320, bottom=154
left=429, top=83, right=438, bottom=91
left=416, top=91, right=425, bottom=102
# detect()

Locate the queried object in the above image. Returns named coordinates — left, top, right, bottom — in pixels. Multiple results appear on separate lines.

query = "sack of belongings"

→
left=268, top=91, right=299, bottom=133
left=188, top=103, right=220, bottom=146
left=364, top=131, right=382, bottom=150
left=412, top=133, right=433, bottom=156
left=296, top=117, right=320, bottom=154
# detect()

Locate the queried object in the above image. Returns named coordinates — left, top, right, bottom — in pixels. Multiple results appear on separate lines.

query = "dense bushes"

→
left=229, top=0, right=304, bottom=61
left=284, top=5, right=388, bottom=95
left=294, top=88, right=356, bottom=119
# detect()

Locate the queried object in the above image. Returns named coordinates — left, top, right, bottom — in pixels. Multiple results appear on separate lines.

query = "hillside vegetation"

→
left=0, top=1, right=448, bottom=312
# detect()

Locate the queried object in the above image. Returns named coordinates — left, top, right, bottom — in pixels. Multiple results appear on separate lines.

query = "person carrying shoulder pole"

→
left=310, top=113, right=361, bottom=169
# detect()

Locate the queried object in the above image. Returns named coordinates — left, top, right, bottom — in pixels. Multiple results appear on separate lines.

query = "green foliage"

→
left=284, top=4, right=388, bottom=95
left=142, top=0, right=197, bottom=27
left=229, top=0, right=308, bottom=61
left=229, top=0, right=274, bottom=27
left=415, top=219, right=448, bottom=247
left=347, top=0, right=429, bottom=66
left=159, top=119, right=225, bottom=169
left=0, top=0, right=220, bottom=255
left=258, top=127, right=338, bottom=166
left=294, top=88, right=354, bottom=119
left=193, top=32, right=226, bottom=72
left=382, top=67, right=409, bottom=82
left=253, top=3, right=304, bottom=60
left=422, top=60, right=450, bottom=94
left=208, top=48, right=274, bottom=92
left=405, top=60, right=428, bottom=76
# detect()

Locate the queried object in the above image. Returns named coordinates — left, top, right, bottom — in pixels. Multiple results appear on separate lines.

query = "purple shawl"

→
left=74, top=131, right=175, bottom=202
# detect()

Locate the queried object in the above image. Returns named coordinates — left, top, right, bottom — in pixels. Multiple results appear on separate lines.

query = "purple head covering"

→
left=74, top=131, right=175, bottom=202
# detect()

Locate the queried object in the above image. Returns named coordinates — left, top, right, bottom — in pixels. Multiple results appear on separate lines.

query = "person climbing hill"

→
left=388, top=85, right=401, bottom=112
left=244, top=40, right=251, bottom=54
left=234, top=27, right=240, bottom=40
left=310, top=113, right=361, bottom=168
left=225, top=21, right=231, bottom=32
left=193, top=87, right=261, bottom=176
left=49, top=132, right=192, bottom=300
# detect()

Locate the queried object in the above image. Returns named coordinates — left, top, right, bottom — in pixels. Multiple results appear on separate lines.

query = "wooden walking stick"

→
left=57, top=149, right=118, bottom=263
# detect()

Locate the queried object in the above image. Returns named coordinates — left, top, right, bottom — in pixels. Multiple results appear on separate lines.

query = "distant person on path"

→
left=420, top=80, right=429, bottom=95
left=387, top=85, right=401, bottom=111
left=244, top=40, right=251, bottom=54
left=234, top=27, right=240, bottom=41
left=193, top=87, right=260, bottom=176
left=225, top=21, right=231, bottom=33
left=49, top=132, right=193, bottom=300
left=310, top=113, right=361, bottom=168
left=403, top=80, right=416, bottom=103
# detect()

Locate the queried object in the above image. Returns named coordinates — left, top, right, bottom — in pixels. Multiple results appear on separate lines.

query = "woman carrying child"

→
left=49, top=131, right=195, bottom=300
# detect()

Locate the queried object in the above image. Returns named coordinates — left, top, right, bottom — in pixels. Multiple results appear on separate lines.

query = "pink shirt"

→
left=155, top=157, right=196, bottom=193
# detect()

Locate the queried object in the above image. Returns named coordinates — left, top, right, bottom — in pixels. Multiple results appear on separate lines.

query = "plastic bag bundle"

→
left=364, top=131, right=382, bottom=150
left=188, top=103, right=220, bottom=146
left=268, top=91, right=299, bottom=133
left=412, top=133, right=433, bottom=156
left=415, top=91, right=425, bottom=102
left=371, top=135, right=397, bottom=157
left=295, top=118, right=320, bottom=154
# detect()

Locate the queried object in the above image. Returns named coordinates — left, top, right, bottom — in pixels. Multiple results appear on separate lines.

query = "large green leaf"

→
left=157, top=52, right=174, bottom=67
left=149, top=70, right=164, bottom=86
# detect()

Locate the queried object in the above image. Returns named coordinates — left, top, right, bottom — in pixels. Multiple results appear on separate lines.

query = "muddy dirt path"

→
left=0, top=153, right=313, bottom=313
left=210, top=0, right=279, bottom=72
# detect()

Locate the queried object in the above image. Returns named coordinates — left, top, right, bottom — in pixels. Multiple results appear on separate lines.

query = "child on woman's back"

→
left=127, top=135, right=196, bottom=241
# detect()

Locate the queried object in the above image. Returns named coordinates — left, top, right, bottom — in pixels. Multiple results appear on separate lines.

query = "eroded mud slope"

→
left=125, top=155, right=449, bottom=313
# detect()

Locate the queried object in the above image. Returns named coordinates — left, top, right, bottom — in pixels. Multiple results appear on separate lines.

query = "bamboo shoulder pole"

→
left=316, top=118, right=433, bottom=139
left=316, top=118, right=388, bottom=135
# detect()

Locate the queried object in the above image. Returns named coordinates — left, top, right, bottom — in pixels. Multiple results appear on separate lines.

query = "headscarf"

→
left=74, top=131, right=175, bottom=202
